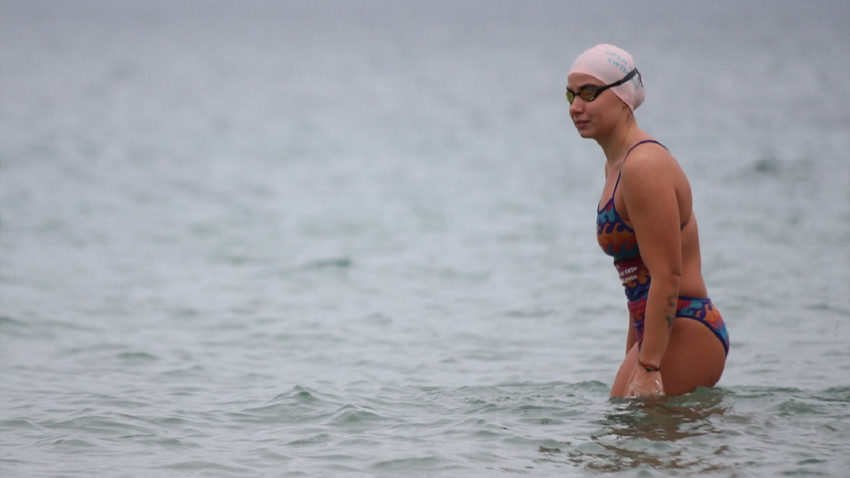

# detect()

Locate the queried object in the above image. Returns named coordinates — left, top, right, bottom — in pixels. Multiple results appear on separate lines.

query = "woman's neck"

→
left=598, top=116, right=646, bottom=175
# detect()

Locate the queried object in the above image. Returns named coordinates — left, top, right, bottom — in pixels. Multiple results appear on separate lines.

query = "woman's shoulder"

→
left=619, top=140, right=690, bottom=200
left=621, top=139, right=680, bottom=178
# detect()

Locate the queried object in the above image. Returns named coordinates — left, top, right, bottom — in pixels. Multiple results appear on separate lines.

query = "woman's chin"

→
left=575, top=128, right=595, bottom=139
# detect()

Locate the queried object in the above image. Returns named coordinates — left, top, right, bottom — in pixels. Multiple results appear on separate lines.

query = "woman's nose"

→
left=569, top=98, right=584, bottom=115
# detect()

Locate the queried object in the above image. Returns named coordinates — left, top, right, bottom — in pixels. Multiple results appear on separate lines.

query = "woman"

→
left=566, top=44, right=729, bottom=397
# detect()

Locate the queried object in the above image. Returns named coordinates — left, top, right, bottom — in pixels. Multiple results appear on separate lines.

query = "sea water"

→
left=1, top=1, right=848, bottom=476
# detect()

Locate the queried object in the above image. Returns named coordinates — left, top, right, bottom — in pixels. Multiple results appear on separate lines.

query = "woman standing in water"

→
left=566, top=44, right=729, bottom=397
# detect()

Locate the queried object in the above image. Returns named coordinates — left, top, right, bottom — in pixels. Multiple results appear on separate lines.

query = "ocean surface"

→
left=1, top=1, right=849, bottom=476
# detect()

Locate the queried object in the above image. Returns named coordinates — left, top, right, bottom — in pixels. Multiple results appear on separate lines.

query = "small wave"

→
left=297, top=257, right=353, bottom=271
left=0, top=315, right=26, bottom=329
left=744, top=155, right=819, bottom=184
left=285, top=432, right=333, bottom=447
left=153, top=459, right=254, bottom=475
left=815, top=386, right=850, bottom=402
left=0, top=315, right=35, bottom=339
left=0, top=418, right=42, bottom=431
left=116, top=351, right=159, bottom=362
left=323, top=404, right=386, bottom=427
left=235, top=385, right=340, bottom=425
left=45, top=414, right=153, bottom=438
left=42, top=437, right=99, bottom=451
left=752, top=157, right=782, bottom=174
left=370, top=455, right=455, bottom=474
left=0, top=314, right=95, bottom=339
left=269, top=385, right=324, bottom=405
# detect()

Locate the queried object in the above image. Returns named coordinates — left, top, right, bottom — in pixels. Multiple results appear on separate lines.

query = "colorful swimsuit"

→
left=596, top=140, right=730, bottom=355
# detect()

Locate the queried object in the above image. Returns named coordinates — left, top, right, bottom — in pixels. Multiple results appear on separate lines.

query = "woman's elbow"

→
left=653, top=270, right=682, bottom=291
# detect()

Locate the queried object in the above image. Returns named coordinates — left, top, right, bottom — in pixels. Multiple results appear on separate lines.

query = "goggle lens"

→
left=566, top=86, right=599, bottom=104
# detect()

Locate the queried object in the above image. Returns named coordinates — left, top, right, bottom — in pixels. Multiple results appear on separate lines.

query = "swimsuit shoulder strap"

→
left=612, top=139, right=667, bottom=194
left=615, top=139, right=690, bottom=228
left=624, top=139, right=667, bottom=161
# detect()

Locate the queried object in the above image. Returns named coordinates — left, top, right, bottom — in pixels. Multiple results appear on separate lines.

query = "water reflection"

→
left=566, top=388, right=734, bottom=474
left=601, top=388, right=727, bottom=441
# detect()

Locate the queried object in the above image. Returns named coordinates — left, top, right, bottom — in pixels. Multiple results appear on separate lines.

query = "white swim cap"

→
left=568, top=44, right=645, bottom=110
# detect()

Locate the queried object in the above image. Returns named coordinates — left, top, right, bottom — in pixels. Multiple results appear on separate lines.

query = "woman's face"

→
left=567, top=72, right=626, bottom=139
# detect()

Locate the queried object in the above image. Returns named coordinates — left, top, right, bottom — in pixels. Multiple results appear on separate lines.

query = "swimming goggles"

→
left=566, top=68, right=640, bottom=104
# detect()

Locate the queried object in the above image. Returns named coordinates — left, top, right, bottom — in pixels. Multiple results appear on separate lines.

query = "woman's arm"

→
left=619, top=146, right=687, bottom=395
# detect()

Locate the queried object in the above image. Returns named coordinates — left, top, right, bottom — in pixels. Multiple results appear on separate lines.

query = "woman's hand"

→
left=626, top=368, right=665, bottom=398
